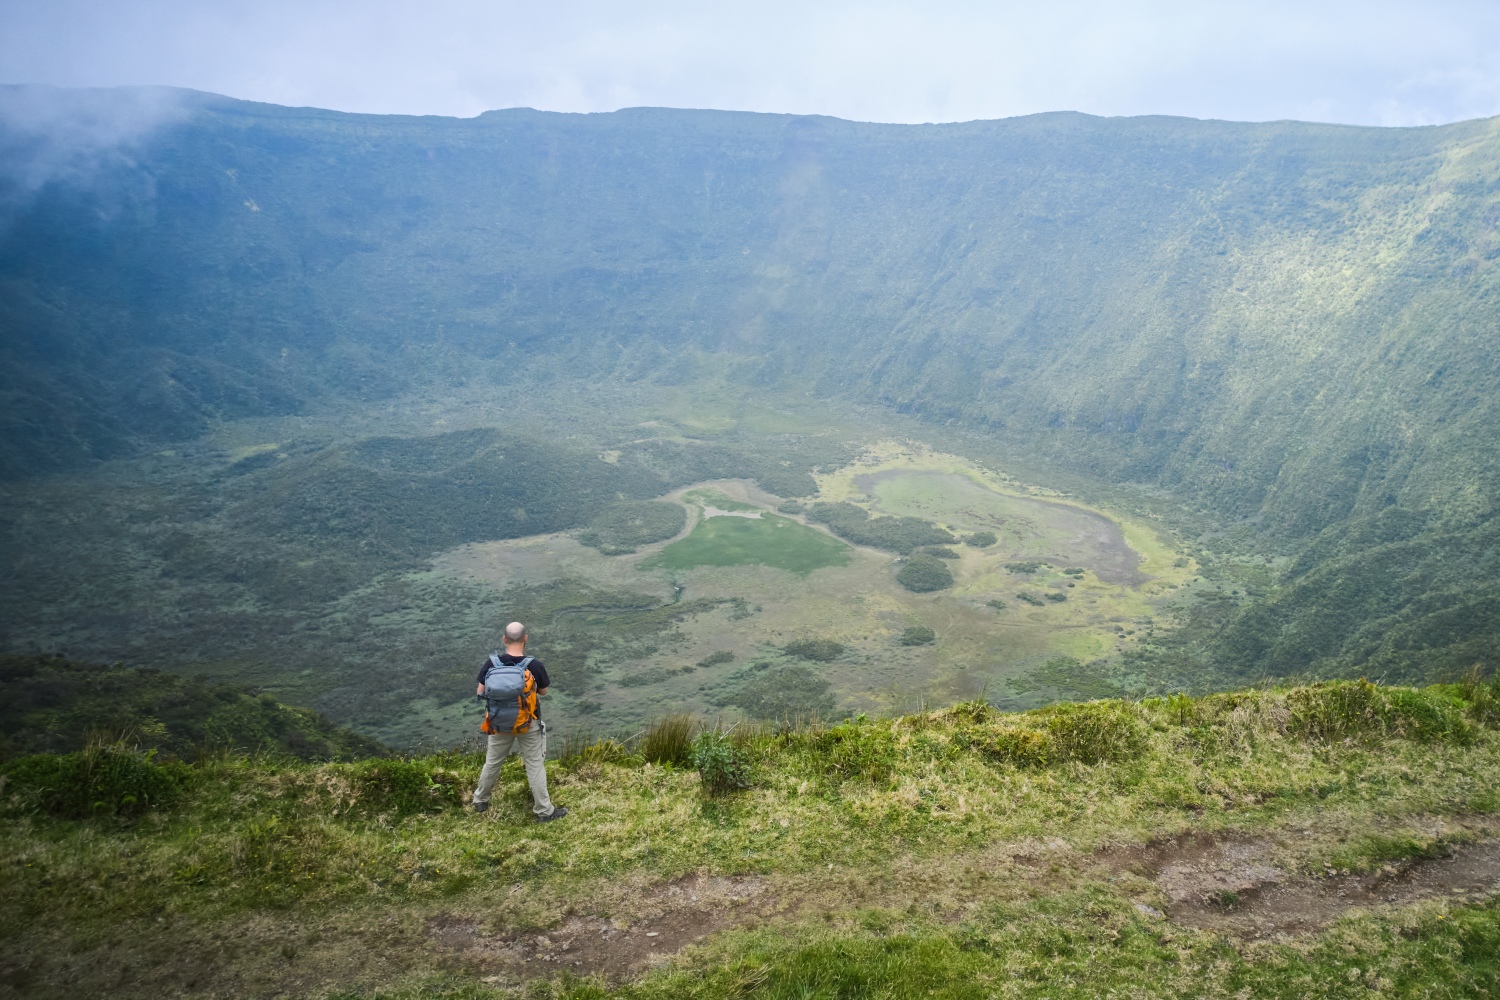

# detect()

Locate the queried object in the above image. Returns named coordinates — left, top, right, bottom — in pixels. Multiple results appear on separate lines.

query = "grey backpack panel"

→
left=483, top=654, right=534, bottom=732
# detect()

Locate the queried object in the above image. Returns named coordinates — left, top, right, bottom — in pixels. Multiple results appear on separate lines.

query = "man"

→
left=471, top=621, right=568, bottom=822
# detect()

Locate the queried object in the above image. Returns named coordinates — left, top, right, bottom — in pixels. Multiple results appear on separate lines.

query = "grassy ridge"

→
left=3, top=677, right=1499, bottom=995
left=0, top=655, right=386, bottom=762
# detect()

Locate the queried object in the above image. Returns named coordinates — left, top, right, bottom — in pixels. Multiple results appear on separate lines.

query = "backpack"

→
left=480, top=654, right=539, bottom=735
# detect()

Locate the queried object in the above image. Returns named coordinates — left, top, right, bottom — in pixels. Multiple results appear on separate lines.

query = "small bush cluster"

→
left=1016, top=592, right=1045, bottom=606
left=811, top=721, right=898, bottom=783
left=973, top=703, right=1146, bottom=768
left=897, top=554, right=954, bottom=592
left=691, top=729, right=753, bottom=795
left=898, top=624, right=937, bottom=646
left=341, top=758, right=465, bottom=817
left=807, top=502, right=955, bottom=554
left=1, top=742, right=180, bottom=819
left=785, top=639, right=845, bottom=662
left=1006, top=561, right=1046, bottom=574
left=964, top=531, right=997, bottom=547
left=1287, top=680, right=1473, bottom=745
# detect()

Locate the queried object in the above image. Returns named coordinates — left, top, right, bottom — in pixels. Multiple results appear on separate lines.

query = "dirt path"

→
left=425, top=822, right=1500, bottom=983
left=428, top=875, right=777, bottom=981
left=1115, top=832, right=1500, bottom=939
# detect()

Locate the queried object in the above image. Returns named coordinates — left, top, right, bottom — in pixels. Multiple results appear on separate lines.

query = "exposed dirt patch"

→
left=428, top=874, right=776, bottom=982
left=429, top=829, right=1500, bottom=985
left=1106, top=831, right=1500, bottom=939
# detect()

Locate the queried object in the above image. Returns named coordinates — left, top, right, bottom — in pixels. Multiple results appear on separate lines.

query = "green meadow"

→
left=642, top=510, right=850, bottom=575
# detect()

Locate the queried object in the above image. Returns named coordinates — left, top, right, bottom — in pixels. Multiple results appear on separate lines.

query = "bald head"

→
left=504, top=622, right=527, bottom=643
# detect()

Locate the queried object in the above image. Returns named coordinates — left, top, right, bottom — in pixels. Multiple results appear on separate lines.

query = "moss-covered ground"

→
left=4, top=677, right=1500, bottom=997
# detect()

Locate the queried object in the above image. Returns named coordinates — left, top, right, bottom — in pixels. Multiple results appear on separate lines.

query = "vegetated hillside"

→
left=3, top=676, right=1500, bottom=997
left=2, top=86, right=1499, bottom=681
left=0, top=654, right=386, bottom=761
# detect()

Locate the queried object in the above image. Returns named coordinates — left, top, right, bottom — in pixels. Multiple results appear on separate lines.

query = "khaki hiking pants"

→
left=472, top=722, right=555, bottom=817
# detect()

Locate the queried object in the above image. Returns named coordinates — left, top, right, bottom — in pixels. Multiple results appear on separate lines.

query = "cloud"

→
left=0, top=1, right=1497, bottom=126
left=0, top=84, right=193, bottom=212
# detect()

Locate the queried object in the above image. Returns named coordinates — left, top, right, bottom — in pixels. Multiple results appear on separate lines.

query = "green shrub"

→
left=1044, top=592, right=1067, bottom=603
left=987, top=599, right=1007, bottom=611
left=1, top=743, right=180, bottom=818
left=919, top=546, right=960, bottom=559
left=979, top=726, right=1053, bottom=768
left=813, top=721, right=897, bottom=783
left=898, top=625, right=936, bottom=646
left=697, top=651, right=735, bottom=668
left=640, top=714, right=696, bottom=766
left=345, top=758, right=464, bottom=817
left=785, top=639, right=845, bottom=662
left=965, top=531, right=998, bottom=548
left=691, top=729, right=753, bottom=795
left=897, top=554, right=954, bottom=592
left=1016, top=592, right=1045, bottom=606
left=1006, top=562, right=1045, bottom=574
left=1287, top=680, right=1473, bottom=744
left=1458, top=666, right=1500, bottom=727
left=1039, top=703, right=1147, bottom=765
left=1062, top=567, right=1086, bottom=577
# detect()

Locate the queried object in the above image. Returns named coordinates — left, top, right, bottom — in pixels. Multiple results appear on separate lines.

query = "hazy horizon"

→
left=2, top=1, right=1498, bottom=128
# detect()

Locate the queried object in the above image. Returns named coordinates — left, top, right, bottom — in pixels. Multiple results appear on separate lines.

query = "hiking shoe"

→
left=536, top=806, right=568, bottom=823
left=472, top=801, right=489, bottom=814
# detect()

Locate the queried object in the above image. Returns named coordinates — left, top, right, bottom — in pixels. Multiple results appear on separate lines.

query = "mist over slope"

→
left=2, top=87, right=1498, bottom=683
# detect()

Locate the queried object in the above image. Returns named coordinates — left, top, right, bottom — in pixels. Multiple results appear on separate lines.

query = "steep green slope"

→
left=2, top=88, right=1498, bottom=681
left=0, top=654, right=385, bottom=761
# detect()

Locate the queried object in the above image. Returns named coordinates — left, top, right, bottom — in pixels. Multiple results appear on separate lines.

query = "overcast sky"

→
left=1, top=0, right=1498, bottom=126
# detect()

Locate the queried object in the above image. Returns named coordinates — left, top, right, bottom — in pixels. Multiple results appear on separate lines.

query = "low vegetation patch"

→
left=897, top=553, right=954, bottom=592
left=721, top=664, right=837, bottom=720
left=642, top=511, right=850, bottom=574
left=784, top=639, right=844, bottom=662
left=575, top=500, right=686, bottom=555
left=807, top=501, right=955, bottom=554
left=964, top=530, right=997, bottom=547
left=1, top=742, right=181, bottom=819
left=898, top=624, right=936, bottom=646
left=617, top=665, right=695, bottom=688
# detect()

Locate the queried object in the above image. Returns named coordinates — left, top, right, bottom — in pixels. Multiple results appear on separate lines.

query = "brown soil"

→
left=1105, top=830, right=1500, bottom=939
left=427, top=874, right=776, bottom=983
left=427, top=826, right=1500, bottom=983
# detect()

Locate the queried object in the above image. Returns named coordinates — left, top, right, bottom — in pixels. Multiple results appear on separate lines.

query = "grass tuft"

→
left=640, top=714, right=697, bottom=766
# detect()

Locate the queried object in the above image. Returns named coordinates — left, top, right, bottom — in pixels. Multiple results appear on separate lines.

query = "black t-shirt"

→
left=477, top=654, right=551, bottom=718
